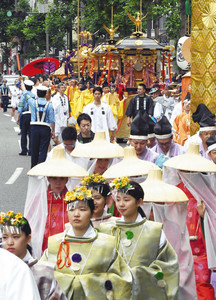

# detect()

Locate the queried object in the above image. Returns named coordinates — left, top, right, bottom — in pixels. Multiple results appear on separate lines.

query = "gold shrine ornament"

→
left=202, top=3, right=216, bottom=29
left=135, top=40, right=143, bottom=46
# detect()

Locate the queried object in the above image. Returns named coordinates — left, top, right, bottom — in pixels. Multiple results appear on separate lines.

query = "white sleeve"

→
left=0, top=249, right=40, bottom=300
left=106, top=105, right=117, bottom=131
left=159, top=229, right=167, bottom=249
left=153, top=103, right=163, bottom=120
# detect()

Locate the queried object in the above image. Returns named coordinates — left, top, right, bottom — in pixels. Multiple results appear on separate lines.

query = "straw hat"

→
left=27, top=147, right=88, bottom=177
left=140, top=169, right=188, bottom=203
left=182, top=36, right=191, bottom=63
left=164, top=143, right=216, bottom=172
left=71, top=131, right=124, bottom=158
left=103, top=146, right=160, bottom=179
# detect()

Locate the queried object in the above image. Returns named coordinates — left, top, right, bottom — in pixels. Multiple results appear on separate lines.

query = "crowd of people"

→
left=1, top=72, right=216, bottom=300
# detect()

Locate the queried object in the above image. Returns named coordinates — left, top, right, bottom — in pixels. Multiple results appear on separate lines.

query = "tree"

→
left=46, top=1, right=77, bottom=51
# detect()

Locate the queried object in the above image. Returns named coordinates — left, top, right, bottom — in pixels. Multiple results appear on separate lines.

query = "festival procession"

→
left=1, top=0, right=216, bottom=299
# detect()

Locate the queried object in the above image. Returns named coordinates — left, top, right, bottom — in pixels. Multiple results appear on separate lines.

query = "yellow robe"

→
left=41, top=230, right=132, bottom=300
left=66, top=86, right=78, bottom=116
left=76, top=89, right=94, bottom=115
left=106, top=92, right=124, bottom=121
left=100, top=218, right=180, bottom=300
left=73, top=89, right=82, bottom=118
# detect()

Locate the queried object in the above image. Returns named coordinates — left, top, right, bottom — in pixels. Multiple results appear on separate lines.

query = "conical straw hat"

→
left=103, top=146, right=160, bottom=179
left=164, top=143, right=216, bottom=172
left=71, top=131, right=124, bottom=158
left=27, top=147, right=88, bottom=177
left=140, top=169, right=188, bottom=203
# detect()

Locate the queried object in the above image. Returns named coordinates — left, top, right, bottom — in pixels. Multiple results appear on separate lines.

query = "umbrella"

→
left=22, top=57, right=60, bottom=76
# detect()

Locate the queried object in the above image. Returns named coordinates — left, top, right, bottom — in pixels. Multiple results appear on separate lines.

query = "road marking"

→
left=18, top=139, right=21, bottom=151
left=4, top=113, right=10, bottom=117
left=5, top=168, right=23, bottom=184
left=14, top=127, right=20, bottom=133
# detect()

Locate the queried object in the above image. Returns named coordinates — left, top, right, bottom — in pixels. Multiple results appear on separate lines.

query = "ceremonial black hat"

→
left=183, top=92, right=191, bottom=103
left=154, top=116, right=172, bottom=139
left=130, top=111, right=149, bottom=140
left=192, top=103, right=215, bottom=123
left=79, top=76, right=85, bottom=85
left=148, top=117, right=156, bottom=138
left=102, top=78, right=109, bottom=88
left=206, top=134, right=216, bottom=153
left=199, top=115, right=216, bottom=132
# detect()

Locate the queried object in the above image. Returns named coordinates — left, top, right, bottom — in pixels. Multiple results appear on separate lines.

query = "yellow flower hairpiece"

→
left=0, top=212, right=27, bottom=227
left=64, top=186, right=93, bottom=203
left=110, top=177, right=131, bottom=190
left=81, top=174, right=106, bottom=186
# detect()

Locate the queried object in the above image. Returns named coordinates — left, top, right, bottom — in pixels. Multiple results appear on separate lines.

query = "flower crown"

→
left=110, top=177, right=131, bottom=190
left=0, top=211, right=27, bottom=227
left=81, top=174, right=107, bottom=186
left=64, top=186, right=92, bottom=203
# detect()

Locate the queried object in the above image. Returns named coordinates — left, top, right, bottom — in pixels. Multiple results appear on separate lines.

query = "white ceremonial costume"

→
left=83, top=102, right=117, bottom=141
left=51, top=92, right=70, bottom=140
left=170, top=102, right=183, bottom=127
left=0, top=248, right=40, bottom=300
left=11, top=86, right=22, bottom=108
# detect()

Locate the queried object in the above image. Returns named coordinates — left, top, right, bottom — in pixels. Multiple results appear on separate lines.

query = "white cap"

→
left=36, top=85, right=48, bottom=91
left=24, top=80, right=34, bottom=86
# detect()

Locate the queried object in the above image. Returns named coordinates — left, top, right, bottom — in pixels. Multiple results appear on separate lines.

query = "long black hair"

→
left=127, top=181, right=146, bottom=218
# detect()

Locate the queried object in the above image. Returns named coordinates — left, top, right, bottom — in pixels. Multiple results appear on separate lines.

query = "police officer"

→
left=0, top=79, right=11, bottom=112
left=20, top=77, right=55, bottom=168
left=17, top=80, right=35, bottom=155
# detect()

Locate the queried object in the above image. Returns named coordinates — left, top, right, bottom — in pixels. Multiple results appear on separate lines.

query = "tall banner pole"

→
left=77, top=0, right=80, bottom=81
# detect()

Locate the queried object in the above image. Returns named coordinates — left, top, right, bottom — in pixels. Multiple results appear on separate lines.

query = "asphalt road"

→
left=0, top=109, right=31, bottom=213
left=0, top=108, right=128, bottom=214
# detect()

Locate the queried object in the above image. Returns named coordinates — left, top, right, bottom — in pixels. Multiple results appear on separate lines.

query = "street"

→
left=0, top=109, right=30, bottom=213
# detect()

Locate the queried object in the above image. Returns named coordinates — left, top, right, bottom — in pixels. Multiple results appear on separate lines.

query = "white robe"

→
left=83, top=101, right=117, bottom=142
left=51, top=92, right=69, bottom=139
left=0, top=248, right=40, bottom=300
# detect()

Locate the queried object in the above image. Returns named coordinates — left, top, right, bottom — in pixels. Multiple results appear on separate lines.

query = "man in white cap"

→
left=19, top=76, right=55, bottom=167
left=0, top=79, right=11, bottom=112
left=17, top=79, right=35, bottom=155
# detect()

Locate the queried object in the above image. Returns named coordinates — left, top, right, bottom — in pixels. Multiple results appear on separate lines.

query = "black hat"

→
left=130, top=112, right=150, bottom=140
left=192, top=104, right=215, bottom=123
left=199, top=115, right=216, bottom=132
left=148, top=117, right=156, bottom=138
left=206, top=134, right=216, bottom=153
left=154, top=116, right=172, bottom=139
left=78, top=76, right=85, bottom=85
left=149, top=87, right=160, bottom=95
left=183, top=92, right=191, bottom=103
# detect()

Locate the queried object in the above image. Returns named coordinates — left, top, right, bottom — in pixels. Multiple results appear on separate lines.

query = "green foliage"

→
left=46, top=1, right=77, bottom=50
left=0, top=0, right=182, bottom=66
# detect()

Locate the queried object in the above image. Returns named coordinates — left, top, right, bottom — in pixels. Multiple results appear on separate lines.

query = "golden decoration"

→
left=135, top=40, right=143, bottom=46
left=79, top=30, right=92, bottom=43
left=127, top=12, right=148, bottom=33
left=103, top=24, right=119, bottom=41
left=202, top=3, right=216, bottom=29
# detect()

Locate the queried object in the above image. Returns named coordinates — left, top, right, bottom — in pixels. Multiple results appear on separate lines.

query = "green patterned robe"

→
left=100, top=218, right=179, bottom=300
left=41, top=230, right=132, bottom=299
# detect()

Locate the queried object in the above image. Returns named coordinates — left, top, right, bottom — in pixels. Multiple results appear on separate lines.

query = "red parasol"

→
left=22, top=57, right=60, bottom=77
